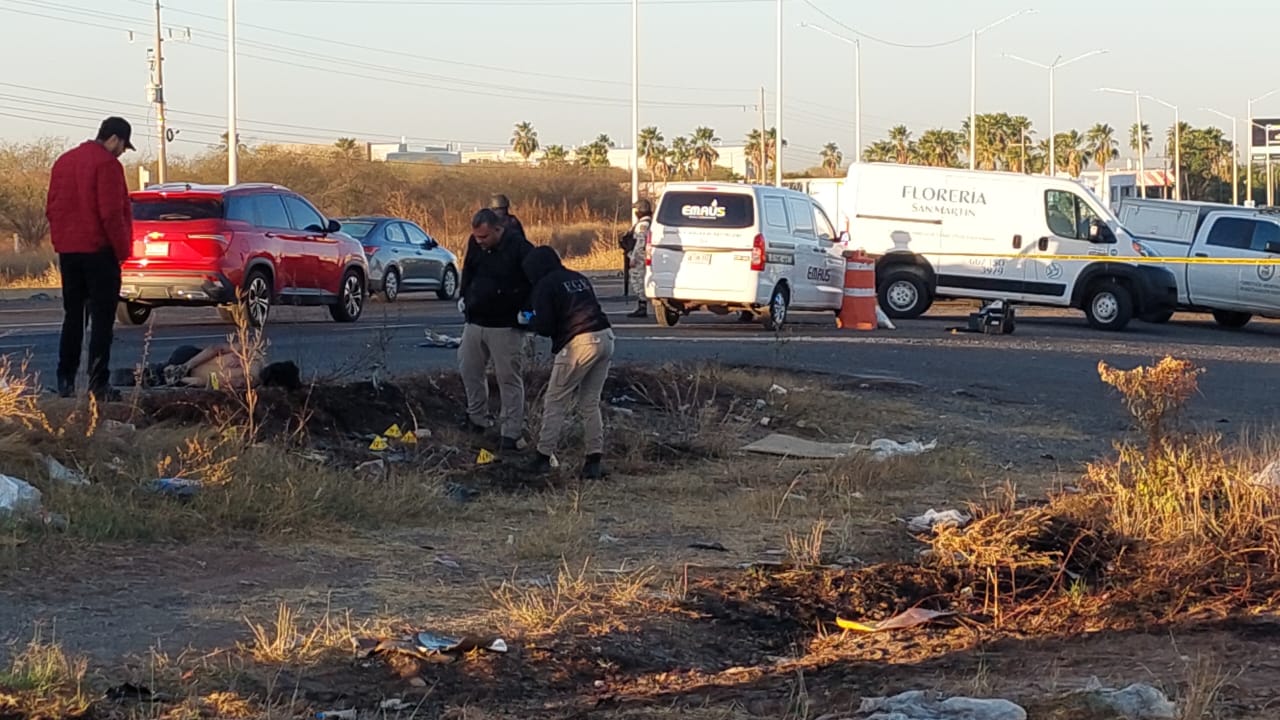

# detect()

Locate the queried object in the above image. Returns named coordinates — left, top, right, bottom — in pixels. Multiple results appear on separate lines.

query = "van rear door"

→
left=651, top=189, right=758, bottom=302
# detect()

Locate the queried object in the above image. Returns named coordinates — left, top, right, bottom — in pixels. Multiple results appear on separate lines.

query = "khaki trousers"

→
left=537, top=329, right=615, bottom=457
left=458, top=324, right=527, bottom=440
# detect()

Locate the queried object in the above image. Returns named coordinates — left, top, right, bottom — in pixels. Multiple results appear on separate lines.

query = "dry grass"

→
left=490, top=561, right=659, bottom=636
left=241, top=602, right=355, bottom=665
left=0, top=630, right=91, bottom=718
left=0, top=248, right=57, bottom=289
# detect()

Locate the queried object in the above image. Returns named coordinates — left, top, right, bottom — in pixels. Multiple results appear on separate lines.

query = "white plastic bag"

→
left=0, top=474, right=43, bottom=517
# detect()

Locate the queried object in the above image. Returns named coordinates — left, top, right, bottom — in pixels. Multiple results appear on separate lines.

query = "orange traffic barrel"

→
left=837, top=249, right=877, bottom=331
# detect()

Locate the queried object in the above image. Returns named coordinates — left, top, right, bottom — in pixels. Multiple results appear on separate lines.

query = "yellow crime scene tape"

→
left=900, top=252, right=1280, bottom=266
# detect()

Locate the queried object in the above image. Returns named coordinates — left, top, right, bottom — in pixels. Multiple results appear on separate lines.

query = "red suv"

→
left=119, top=183, right=369, bottom=327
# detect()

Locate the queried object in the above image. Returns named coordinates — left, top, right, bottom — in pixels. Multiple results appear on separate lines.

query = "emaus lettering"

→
left=681, top=199, right=729, bottom=220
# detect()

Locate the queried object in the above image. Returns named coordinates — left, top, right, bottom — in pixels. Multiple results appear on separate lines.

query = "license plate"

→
left=144, top=242, right=169, bottom=257
left=684, top=251, right=712, bottom=265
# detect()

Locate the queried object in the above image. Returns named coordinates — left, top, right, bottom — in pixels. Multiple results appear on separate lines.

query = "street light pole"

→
left=800, top=22, right=861, bottom=162
left=1005, top=50, right=1106, bottom=178
left=1097, top=87, right=1146, bottom=199
left=1144, top=95, right=1179, bottom=200
left=968, top=9, right=1034, bottom=172
left=630, top=0, right=638, bottom=206
left=226, top=0, right=238, bottom=185
left=1203, top=108, right=1240, bottom=205
left=1248, top=90, right=1280, bottom=206
left=774, top=0, right=783, bottom=186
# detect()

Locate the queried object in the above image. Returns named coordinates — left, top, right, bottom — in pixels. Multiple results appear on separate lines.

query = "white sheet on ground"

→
left=0, top=474, right=42, bottom=516
left=906, top=509, right=972, bottom=534
left=743, top=434, right=937, bottom=461
left=858, top=690, right=1026, bottom=720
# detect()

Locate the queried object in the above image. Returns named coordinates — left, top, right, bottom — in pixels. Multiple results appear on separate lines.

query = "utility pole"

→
left=758, top=86, right=767, bottom=184
left=150, top=0, right=167, bottom=183
left=630, top=0, right=639, bottom=207
left=227, top=0, right=239, bottom=185
left=774, top=0, right=783, bottom=187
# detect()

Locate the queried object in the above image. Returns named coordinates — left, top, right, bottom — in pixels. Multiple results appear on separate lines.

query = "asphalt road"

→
left=4, top=277, right=1279, bottom=431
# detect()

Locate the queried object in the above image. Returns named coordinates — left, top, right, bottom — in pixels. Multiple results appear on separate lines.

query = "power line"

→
left=800, top=0, right=970, bottom=49
left=265, top=0, right=775, bottom=5
left=119, top=0, right=755, bottom=93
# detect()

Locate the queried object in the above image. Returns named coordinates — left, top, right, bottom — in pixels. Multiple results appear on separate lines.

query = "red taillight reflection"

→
left=186, top=233, right=230, bottom=258
left=362, top=245, right=378, bottom=257
left=749, top=234, right=766, bottom=271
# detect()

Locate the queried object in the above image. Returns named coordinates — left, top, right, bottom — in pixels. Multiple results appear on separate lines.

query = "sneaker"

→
left=626, top=302, right=647, bottom=319
left=499, top=436, right=522, bottom=452
left=525, top=452, right=553, bottom=474
left=463, top=418, right=491, bottom=435
left=581, top=453, right=607, bottom=480
left=56, top=380, right=75, bottom=399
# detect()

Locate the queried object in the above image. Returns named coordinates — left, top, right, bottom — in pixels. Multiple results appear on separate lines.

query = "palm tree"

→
left=691, top=126, right=720, bottom=179
left=334, top=137, right=362, bottom=160
left=1086, top=123, right=1119, bottom=179
left=637, top=126, right=665, bottom=176
left=1005, top=116, right=1034, bottom=172
left=862, top=140, right=896, bottom=163
left=1130, top=122, right=1152, bottom=159
left=510, top=122, right=539, bottom=161
left=888, top=125, right=913, bottom=164
left=541, top=144, right=569, bottom=168
left=576, top=134, right=614, bottom=169
left=915, top=129, right=962, bottom=168
left=820, top=142, right=843, bottom=176
left=744, top=128, right=784, bottom=181
left=214, top=132, right=245, bottom=153
left=1056, top=130, right=1087, bottom=177
left=669, top=136, right=693, bottom=179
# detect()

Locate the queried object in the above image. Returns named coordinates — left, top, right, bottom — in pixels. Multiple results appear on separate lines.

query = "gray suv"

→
left=337, top=216, right=459, bottom=302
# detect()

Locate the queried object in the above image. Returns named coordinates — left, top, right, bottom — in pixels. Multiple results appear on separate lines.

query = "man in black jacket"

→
left=490, top=194, right=526, bottom=240
left=521, top=246, right=615, bottom=479
left=458, top=208, right=535, bottom=450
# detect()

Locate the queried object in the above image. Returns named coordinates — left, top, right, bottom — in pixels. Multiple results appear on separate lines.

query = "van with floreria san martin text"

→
left=834, top=163, right=1177, bottom=331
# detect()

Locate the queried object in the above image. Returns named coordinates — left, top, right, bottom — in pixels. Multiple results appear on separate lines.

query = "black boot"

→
left=525, top=452, right=553, bottom=474
left=581, top=454, right=606, bottom=480
left=626, top=301, right=647, bottom=318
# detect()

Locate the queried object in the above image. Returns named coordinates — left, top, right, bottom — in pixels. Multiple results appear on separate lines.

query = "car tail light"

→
left=186, top=233, right=230, bottom=259
left=362, top=245, right=378, bottom=257
left=644, top=232, right=653, bottom=267
left=749, top=234, right=766, bottom=271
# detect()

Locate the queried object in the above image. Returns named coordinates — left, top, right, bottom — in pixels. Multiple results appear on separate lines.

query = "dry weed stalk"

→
left=786, top=518, right=829, bottom=567
left=241, top=602, right=353, bottom=665
left=1099, top=356, right=1203, bottom=454
left=0, top=628, right=90, bottom=717
left=0, top=356, right=51, bottom=432
left=491, top=561, right=657, bottom=635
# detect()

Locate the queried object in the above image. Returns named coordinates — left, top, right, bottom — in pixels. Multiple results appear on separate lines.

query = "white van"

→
left=645, top=183, right=846, bottom=329
left=841, top=163, right=1178, bottom=331
left=1118, top=197, right=1280, bottom=328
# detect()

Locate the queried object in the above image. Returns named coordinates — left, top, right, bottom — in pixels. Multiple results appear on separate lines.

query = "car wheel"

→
left=383, top=268, right=400, bottom=303
left=654, top=300, right=680, bottom=328
left=762, top=284, right=790, bottom=332
left=1212, top=309, right=1252, bottom=329
left=437, top=266, right=459, bottom=301
left=329, top=270, right=366, bottom=323
left=1142, top=309, right=1174, bottom=324
left=878, top=267, right=932, bottom=319
left=1083, top=281, right=1133, bottom=331
left=116, top=301, right=151, bottom=326
left=242, top=270, right=273, bottom=328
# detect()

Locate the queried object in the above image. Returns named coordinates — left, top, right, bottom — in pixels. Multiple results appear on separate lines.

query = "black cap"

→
left=97, top=116, right=135, bottom=151
left=489, top=194, right=510, bottom=210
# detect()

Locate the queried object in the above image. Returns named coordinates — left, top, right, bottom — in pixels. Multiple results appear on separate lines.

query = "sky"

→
left=2, top=0, right=1278, bottom=169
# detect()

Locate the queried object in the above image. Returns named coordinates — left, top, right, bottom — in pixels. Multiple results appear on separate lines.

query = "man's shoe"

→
left=499, top=436, right=522, bottom=452
left=581, top=453, right=607, bottom=480
left=626, top=302, right=647, bottom=319
left=525, top=452, right=553, bottom=474
left=56, top=381, right=75, bottom=399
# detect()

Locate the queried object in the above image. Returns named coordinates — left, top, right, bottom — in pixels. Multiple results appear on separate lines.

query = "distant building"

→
left=370, top=140, right=461, bottom=165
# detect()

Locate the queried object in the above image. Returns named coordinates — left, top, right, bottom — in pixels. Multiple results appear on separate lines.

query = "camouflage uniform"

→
left=626, top=201, right=653, bottom=317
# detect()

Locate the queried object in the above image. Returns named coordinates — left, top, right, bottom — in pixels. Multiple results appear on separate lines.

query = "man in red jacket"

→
left=45, top=117, right=135, bottom=400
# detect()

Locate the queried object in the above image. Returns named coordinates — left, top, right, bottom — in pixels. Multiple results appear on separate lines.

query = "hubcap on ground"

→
left=1092, top=292, right=1118, bottom=322
left=344, top=276, right=363, bottom=315
left=888, top=281, right=917, bottom=311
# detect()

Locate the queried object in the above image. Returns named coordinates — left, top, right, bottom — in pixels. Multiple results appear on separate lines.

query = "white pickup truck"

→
left=1117, top=198, right=1280, bottom=328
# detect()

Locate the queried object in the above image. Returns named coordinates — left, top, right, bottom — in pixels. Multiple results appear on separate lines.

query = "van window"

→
left=1045, top=190, right=1100, bottom=240
left=762, top=196, right=789, bottom=230
left=813, top=204, right=837, bottom=242
left=1206, top=217, right=1256, bottom=250
left=656, top=191, right=754, bottom=229
left=788, top=198, right=815, bottom=237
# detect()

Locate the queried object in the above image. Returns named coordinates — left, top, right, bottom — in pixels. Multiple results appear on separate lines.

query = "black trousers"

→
left=57, top=250, right=121, bottom=392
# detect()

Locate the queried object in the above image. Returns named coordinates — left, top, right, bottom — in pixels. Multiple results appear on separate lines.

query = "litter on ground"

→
left=857, top=690, right=1026, bottom=720
left=906, top=509, right=973, bottom=534
left=355, top=632, right=508, bottom=662
left=742, top=434, right=938, bottom=461
left=0, top=474, right=42, bottom=517
left=147, top=477, right=201, bottom=499
left=41, top=454, right=89, bottom=486
left=419, top=329, right=461, bottom=349
left=1063, top=679, right=1177, bottom=720
left=836, top=608, right=955, bottom=633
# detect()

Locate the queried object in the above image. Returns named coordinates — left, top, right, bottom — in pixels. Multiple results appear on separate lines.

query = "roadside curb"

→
left=0, top=289, right=59, bottom=302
